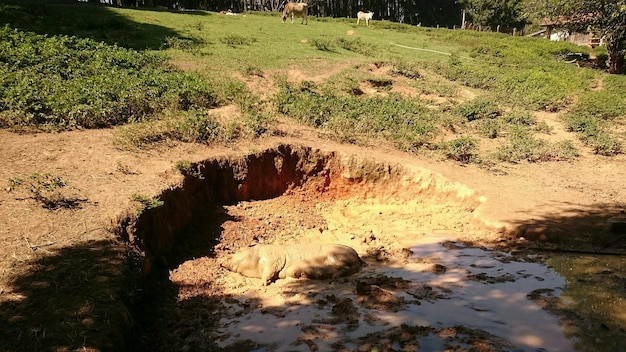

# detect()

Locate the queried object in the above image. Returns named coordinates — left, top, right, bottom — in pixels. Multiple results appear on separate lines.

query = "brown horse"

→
left=282, top=2, right=308, bottom=25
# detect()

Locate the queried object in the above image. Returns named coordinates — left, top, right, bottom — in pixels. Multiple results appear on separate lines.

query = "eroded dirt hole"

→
left=119, top=144, right=575, bottom=351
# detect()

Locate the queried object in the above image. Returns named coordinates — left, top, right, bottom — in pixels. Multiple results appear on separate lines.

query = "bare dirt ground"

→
left=1, top=65, right=626, bottom=351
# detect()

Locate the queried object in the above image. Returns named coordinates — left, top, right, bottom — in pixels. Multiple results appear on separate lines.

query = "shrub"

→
left=391, top=61, right=422, bottom=80
left=311, top=39, right=335, bottom=52
left=441, top=137, right=478, bottom=163
left=451, top=97, right=501, bottom=121
left=7, top=173, right=84, bottom=209
left=474, top=118, right=503, bottom=138
left=274, top=80, right=441, bottom=150
left=495, top=126, right=578, bottom=162
left=0, top=26, right=218, bottom=130
left=503, top=111, right=536, bottom=126
left=335, top=37, right=374, bottom=56
left=221, top=35, right=256, bottom=46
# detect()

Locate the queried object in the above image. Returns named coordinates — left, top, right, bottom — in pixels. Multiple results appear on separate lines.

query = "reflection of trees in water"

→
left=548, top=254, right=626, bottom=352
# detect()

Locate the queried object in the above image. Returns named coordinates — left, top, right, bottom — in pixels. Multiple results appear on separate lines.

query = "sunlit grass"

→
left=0, top=2, right=624, bottom=160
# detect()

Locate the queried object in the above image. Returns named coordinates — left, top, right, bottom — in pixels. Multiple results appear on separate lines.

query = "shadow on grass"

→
left=0, top=1, right=207, bottom=50
left=0, top=239, right=136, bottom=351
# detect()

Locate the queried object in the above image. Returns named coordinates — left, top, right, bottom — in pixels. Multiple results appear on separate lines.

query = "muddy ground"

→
left=1, top=64, right=626, bottom=351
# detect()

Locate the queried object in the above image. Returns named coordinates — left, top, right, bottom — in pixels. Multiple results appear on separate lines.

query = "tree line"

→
left=103, top=0, right=464, bottom=27
left=94, top=0, right=625, bottom=74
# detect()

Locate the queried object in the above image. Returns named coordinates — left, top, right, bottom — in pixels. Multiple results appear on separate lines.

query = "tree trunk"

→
left=606, top=41, right=625, bottom=74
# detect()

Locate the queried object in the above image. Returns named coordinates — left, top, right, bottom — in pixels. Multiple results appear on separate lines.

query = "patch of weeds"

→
left=242, top=65, right=263, bottom=77
left=130, top=194, right=164, bottom=215
left=116, top=161, right=139, bottom=175
left=115, top=109, right=221, bottom=149
left=0, top=26, right=219, bottom=130
left=503, top=111, right=536, bottom=126
left=174, top=160, right=203, bottom=178
left=8, top=173, right=85, bottom=209
left=553, top=140, right=579, bottom=159
left=533, top=121, right=553, bottom=134
left=367, top=78, right=393, bottom=90
left=451, top=97, right=501, bottom=121
left=494, top=126, right=578, bottom=162
left=474, top=118, right=503, bottom=138
left=274, top=80, right=441, bottom=150
left=220, top=120, right=244, bottom=141
left=439, top=136, right=478, bottom=163
left=569, top=90, right=625, bottom=122
left=172, top=108, right=221, bottom=143
left=586, top=131, right=623, bottom=156
left=242, top=111, right=274, bottom=137
left=211, top=79, right=259, bottom=112
left=221, top=35, right=256, bottom=47
left=563, top=107, right=623, bottom=156
left=162, top=36, right=200, bottom=50
left=391, top=61, right=422, bottom=80
left=311, top=38, right=335, bottom=52
left=335, top=37, right=374, bottom=56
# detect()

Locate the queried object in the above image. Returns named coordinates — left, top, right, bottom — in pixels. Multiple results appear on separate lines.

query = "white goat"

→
left=357, top=11, right=374, bottom=26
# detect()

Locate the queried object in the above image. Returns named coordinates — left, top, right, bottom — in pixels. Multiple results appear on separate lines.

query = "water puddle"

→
left=215, top=239, right=574, bottom=351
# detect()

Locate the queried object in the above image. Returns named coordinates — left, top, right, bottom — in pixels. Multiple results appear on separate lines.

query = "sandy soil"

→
left=1, top=65, right=626, bottom=351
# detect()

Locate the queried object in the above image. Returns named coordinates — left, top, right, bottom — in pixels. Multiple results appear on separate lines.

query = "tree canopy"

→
left=526, top=0, right=626, bottom=74
left=461, top=0, right=526, bottom=30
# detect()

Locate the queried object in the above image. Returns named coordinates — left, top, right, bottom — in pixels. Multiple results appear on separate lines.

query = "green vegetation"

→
left=275, top=78, right=441, bottom=149
left=494, top=126, right=579, bottom=162
left=0, top=25, right=217, bottom=130
left=562, top=75, right=626, bottom=155
left=130, top=193, right=164, bottom=214
left=0, top=2, right=624, bottom=164
left=7, top=173, right=84, bottom=209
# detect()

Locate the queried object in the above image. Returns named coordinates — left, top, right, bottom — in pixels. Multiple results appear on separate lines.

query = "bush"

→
left=335, top=37, right=375, bottom=57
left=221, top=35, right=257, bottom=47
left=451, top=97, right=501, bottom=121
left=274, top=80, right=441, bottom=150
left=441, top=137, right=478, bottom=163
left=563, top=88, right=625, bottom=156
left=495, top=126, right=578, bottom=162
left=0, top=26, right=217, bottom=130
left=503, top=111, right=536, bottom=126
left=311, top=39, right=335, bottom=52
left=115, top=109, right=220, bottom=149
left=474, top=118, right=503, bottom=138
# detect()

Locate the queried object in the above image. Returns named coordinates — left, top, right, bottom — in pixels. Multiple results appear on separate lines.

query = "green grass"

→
left=0, top=25, right=218, bottom=130
left=0, top=2, right=624, bottom=161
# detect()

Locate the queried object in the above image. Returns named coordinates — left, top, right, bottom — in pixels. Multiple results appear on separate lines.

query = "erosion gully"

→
left=115, top=144, right=625, bottom=352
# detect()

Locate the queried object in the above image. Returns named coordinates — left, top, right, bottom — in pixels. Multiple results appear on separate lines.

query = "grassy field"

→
left=1, top=2, right=625, bottom=161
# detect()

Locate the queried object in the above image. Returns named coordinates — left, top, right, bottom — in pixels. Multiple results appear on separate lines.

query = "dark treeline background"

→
left=101, top=0, right=463, bottom=27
